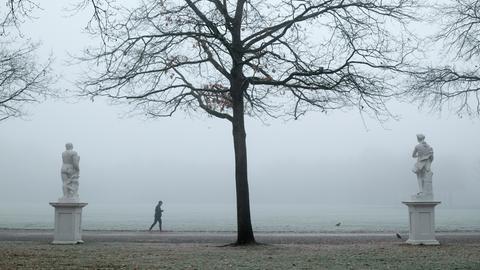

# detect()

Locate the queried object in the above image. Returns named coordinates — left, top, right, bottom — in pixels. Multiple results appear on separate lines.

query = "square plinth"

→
left=402, top=201, right=441, bottom=245
left=50, top=202, right=88, bottom=244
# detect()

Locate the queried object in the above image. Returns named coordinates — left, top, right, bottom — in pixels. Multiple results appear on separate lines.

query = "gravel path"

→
left=1, top=229, right=480, bottom=269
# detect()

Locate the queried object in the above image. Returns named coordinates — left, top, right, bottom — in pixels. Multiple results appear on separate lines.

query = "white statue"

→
left=411, top=134, right=434, bottom=200
left=60, top=143, right=80, bottom=202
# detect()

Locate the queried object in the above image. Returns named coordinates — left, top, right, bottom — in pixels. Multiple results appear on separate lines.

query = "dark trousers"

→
left=149, top=217, right=162, bottom=231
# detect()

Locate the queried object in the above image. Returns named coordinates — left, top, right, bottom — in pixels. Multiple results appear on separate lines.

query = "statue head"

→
left=65, top=143, right=74, bottom=150
left=416, top=134, right=425, bottom=142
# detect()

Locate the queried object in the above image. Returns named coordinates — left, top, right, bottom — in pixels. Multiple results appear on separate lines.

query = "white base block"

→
left=402, top=201, right=441, bottom=246
left=406, top=239, right=440, bottom=245
left=52, top=240, right=85, bottom=245
left=58, top=196, right=80, bottom=203
left=410, top=194, right=433, bottom=201
left=50, top=202, right=88, bottom=244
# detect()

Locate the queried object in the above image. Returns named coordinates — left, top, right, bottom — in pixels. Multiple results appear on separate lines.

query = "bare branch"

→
left=77, top=0, right=418, bottom=122
left=0, top=1, right=53, bottom=121
left=409, top=0, right=480, bottom=116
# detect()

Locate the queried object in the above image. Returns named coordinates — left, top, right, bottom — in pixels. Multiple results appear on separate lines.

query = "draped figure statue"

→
left=60, top=143, right=80, bottom=201
left=412, top=134, right=434, bottom=199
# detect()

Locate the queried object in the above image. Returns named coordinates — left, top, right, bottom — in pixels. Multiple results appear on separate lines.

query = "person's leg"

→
left=159, top=218, right=162, bottom=231
left=149, top=219, right=157, bottom=231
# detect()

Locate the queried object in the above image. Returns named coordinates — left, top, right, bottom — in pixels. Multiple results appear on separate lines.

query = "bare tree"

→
left=409, top=0, right=480, bottom=116
left=79, top=0, right=417, bottom=245
left=0, top=0, right=52, bottom=121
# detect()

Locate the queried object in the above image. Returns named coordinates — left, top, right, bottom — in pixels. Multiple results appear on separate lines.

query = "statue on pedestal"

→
left=60, top=143, right=80, bottom=202
left=411, top=134, right=434, bottom=200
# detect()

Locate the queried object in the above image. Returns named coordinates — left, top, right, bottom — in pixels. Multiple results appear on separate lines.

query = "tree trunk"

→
left=231, top=96, right=256, bottom=245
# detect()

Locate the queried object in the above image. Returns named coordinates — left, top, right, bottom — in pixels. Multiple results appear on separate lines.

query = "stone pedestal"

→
left=49, top=202, right=88, bottom=244
left=402, top=201, right=441, bottom=245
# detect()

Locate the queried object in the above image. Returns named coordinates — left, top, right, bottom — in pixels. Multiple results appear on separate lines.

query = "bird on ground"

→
left=396, top=233, right=402, bottom=239
left=335, top=222, right=341, bottom=227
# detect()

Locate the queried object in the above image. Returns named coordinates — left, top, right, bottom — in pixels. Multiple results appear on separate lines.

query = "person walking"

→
left=149, top=201, right=164, bottom=231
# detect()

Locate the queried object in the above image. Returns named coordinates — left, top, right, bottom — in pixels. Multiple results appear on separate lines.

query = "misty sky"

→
left=1, top=1, right=479, bottom=207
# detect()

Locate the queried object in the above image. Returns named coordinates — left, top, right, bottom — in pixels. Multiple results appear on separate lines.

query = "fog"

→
left=1, top=1, right=479, bottom=208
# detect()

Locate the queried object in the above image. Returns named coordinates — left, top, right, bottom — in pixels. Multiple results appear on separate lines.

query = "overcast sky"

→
left=1, top=1, right=479, bottom=207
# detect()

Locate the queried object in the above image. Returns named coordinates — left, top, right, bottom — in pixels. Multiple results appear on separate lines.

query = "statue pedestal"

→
left=49, top=202, right=88, bottom=244
left=402, top=200, right=441, bottom=245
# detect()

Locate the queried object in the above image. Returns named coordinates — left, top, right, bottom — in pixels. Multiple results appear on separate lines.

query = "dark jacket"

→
left=155, top=204, right=163, bottom=218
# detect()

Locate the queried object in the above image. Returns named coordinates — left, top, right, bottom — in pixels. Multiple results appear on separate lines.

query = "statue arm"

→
left=412, top=147, right=418, bottom=158
left=72, top=153, right=80, bottom=172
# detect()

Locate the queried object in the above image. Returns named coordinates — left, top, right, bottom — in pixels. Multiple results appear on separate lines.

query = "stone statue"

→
left=60, top=143, right=80, bottom=202
left=411, top=134, right=434, bottom=200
